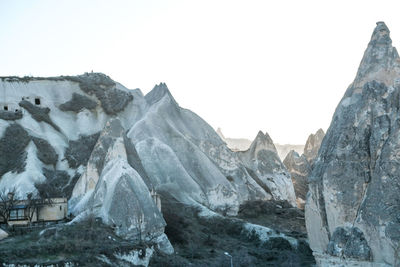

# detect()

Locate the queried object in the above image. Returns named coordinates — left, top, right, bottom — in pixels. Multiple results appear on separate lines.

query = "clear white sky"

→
left=1, top=0, right=400, bottom=144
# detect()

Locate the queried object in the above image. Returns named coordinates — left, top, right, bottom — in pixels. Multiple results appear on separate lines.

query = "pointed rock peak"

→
left=286, top=150, right=300, bottom=159
left=305, top=129, right=325, bottom=147
left=248, top=130, right=277, bottom=153
left=370, top=21, right=391, bottom=46
left=283, top=150, right=305, bottom=167
left=145, top=82, right=178, bottom=106
left=315, top=128, right=325, bottom=138
left=355, top=21, right=400, bottom=81
left=254, top=131, right=274, bottom=144
left=303, top=128, right=325, bottom=164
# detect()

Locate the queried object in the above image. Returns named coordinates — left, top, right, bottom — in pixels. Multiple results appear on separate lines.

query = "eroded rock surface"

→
left=129, top=83, right=276, bottom=215
left=71, top=118, right=169, bottom=247
left=283, top=151, right=310, bottom=209
left=327, top=227, right=371, bottom=261
left=306, top=21, right=400, bottom=266
left=303, top=129, right=325, bottom=166
left=19, top=100, right=60, bottom=131
left=284, top=129, right=324, bottom=209
left=238, top=131, right=296, bottom=207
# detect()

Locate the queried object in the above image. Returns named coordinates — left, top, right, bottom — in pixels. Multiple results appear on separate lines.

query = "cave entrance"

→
left=3, top=105, right=8, bottom=111
left=35, top=98, right=41, bottom=105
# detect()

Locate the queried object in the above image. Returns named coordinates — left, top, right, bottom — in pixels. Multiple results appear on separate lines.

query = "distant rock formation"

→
left=283, top=151, right=310, bottom=209
left=283, top=129, right=325, bottom=209
left=306, top=22, right=400, bottom=266
left=275, top=143, right=304, bottom=161
left=303, top=129, right=325, bottom=166
left=216, top=127, right=303, bottom=159
left=238, top=131, right=297, bottom=207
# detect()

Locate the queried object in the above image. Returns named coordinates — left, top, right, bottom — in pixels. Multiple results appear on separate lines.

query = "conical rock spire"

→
left=354, top=21, right=400, bottom=85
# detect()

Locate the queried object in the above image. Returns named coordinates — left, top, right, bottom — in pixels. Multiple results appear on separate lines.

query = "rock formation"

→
left=0, top=72, right=299, bottom=254
left=306, top=22, right=400, bottom=266
left=283, top=151, right=310, bottom=209
left=71, top=119, right=168, bottom=245
left=217, top=127, right=304, bottom=160
left=127, top=83, right=273, bottom=215
left=238, top=131, right=297, bottom=207
left=284, top=129, right=325, bottom=209
left=303, top=128, right=325, bottom=166
left=275, top=143, right=304, bottom=161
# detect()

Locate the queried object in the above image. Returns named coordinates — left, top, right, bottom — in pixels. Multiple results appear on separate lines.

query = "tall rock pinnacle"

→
left=354, top=22, right=400, bottom=86
left=306, top=22, right=400, bottom=266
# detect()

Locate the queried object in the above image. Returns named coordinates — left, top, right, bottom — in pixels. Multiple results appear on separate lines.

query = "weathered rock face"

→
left=306, top=22, right=400, bottom=266
left=89, top=158, right=166, bottom=240
left=0, top=73, right=281, bottom=216
left=238, top=131, right=297, bottom=207
left=0, top=71, right=298, bottom=253
left=303, top=128, right=325, bottom=166
left=128, top=84, right=273, bottom=215
left=71, top=118, right=169, bottom=245
left=70, top=119, right=144, bottom=211
left=284, top=129, right=325, bottom=209
left=283, top=151, right=310, bottom=209
left=19, top=100, right=60, bottom=132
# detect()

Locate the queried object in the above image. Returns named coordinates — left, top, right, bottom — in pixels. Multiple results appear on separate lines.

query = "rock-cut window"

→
left=35, top=98, right=41, bottom=105
left=3, top=106, right=8, bottom=111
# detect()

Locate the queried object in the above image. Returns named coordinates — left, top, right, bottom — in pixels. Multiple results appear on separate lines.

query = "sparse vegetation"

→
left=150, top=194, right=315, bottom=267
left=0, top=217, right=151, bottom=266
left=0, top=187, right=17, bottom=225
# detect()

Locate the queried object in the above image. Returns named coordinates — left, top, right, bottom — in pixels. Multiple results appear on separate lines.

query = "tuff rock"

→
left=284, top=129, right=325, bottom=209
left=306, top=21, right=400, bottom=266
left=238, top=131, right=297, bottom=207
left=303, top=129, right=325, bottom=166
left=283, top=151, right=310, bottom=209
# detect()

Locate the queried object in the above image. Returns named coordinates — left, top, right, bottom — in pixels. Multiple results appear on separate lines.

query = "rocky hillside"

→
left=306, top=21, right=400, bottom=266
left=0, top=73, right=301, bottom=265
left=283, top=129, right=325, bottom=209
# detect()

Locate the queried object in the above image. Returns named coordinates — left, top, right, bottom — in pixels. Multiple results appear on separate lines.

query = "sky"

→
left=1, top=0, right=400, bottom=144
